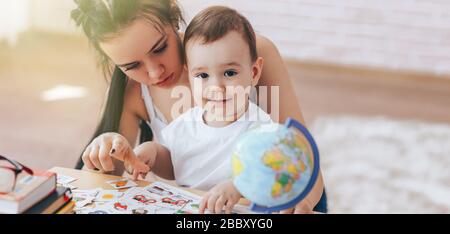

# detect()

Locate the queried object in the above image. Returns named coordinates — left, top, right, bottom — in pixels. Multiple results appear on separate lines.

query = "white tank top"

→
left=140, top=84, right=169, bottom=143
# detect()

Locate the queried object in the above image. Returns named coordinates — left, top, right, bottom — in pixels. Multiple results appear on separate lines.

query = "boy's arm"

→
left=133, top=141, right=175, bottom=180
left=199, top=180, right=242, bottom=214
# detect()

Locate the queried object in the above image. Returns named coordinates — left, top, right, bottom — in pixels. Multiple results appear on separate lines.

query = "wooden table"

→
left=49, top=167, right=250, bottom=213
left=49, top=167, right=202, bottom=194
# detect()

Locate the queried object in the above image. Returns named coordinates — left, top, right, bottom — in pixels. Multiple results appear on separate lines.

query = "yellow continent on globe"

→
left=262, top=136, right=307, bottom=197
left=232, top=153, right=244, bottom=177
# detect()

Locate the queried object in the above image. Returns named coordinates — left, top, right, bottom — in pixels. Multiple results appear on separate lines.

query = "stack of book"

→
left=0, top=170, right=73, bottom=214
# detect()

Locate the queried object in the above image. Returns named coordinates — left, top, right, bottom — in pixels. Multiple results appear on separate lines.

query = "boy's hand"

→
left=199, top=180, right=242, bottom=214
left=123, top=153, right=151, bottom=181
left=81, top=132, right=150, bottom=179
left=108, top=134, right=150, bottom=180
left=123, top=142, right=159, bottom=181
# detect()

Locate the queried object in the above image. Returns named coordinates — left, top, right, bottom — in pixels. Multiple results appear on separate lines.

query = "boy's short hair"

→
left=183, top=6, right=258, bottom=62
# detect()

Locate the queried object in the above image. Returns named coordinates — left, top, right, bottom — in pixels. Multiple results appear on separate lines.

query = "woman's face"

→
left=100, top=18, right=184, bottom=88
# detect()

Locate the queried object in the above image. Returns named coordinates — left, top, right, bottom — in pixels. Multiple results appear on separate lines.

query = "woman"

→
left=71, top=0, right=326, bottom=213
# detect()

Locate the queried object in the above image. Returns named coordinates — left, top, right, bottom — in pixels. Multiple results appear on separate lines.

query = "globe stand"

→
left=248, top=118, right=321, bottom=213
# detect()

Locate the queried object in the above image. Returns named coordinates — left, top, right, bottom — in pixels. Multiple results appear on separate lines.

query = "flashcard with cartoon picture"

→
left=84, top=209, right=111, bottom=214
left=128, top=203, right=162, bottom=214
left=131, top=194, right=158, bottom=206
left=143, top=182, right=200, bottom=210
left=79, top=200, right=131, bottom=214
left=56, top=174, right=77, bottom=185
left=123, top=198, right=168, bottom=214
left=73, top=200, right=110, bottom=214
left=174, top=209, right=194, bottom=214
left=177, top=201, right=218, bottom=214
left=73, top=188, right=100, bottom=195
left=146, top=182, right=198, bottom=199
left=145, top=184, right=174, bottom=197
left=123, top=187, right=158, bottom=206
left=176, top=202, right=200, bottom=214
left=147, top=192, right=192, bottom=210
left=107, top=200, right=138, bottom=214
left=145, top=182, right=198, bottom=203
left=73, top=193, right=96, bottom=208
left=72, top=189, right=99, bottom=208
left=127, top=201, right=170, bottom=214
left=157, top=195, right=191, bottom=209
left=176, top=201, right=255, bottom=214
left=106, top=178, right=138, bottom=189
left=153, top=206, right=180, bottom=214
left=76, top=205, right=113, bottom=214
left=131, top=207, right=150, bottom=214
left=123, top=187, right=182, bottom=213
left=95, top=190, right=124, bottom=202
left=129, top=204, right=172, bottom=214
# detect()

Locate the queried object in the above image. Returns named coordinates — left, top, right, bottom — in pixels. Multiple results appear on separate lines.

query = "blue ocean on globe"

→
left=232, top=121, right=318, bottom=210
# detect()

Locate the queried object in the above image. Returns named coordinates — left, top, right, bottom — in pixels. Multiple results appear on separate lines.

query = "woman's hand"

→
left=278, top=199, right=315, bottom=214
left=82, top=132, right=150, bottom=178
left=278, top=173, right=324, bottom=214
left=81, top=133, right=140, bottom=171
left=199, top=180, right=242, bottom=214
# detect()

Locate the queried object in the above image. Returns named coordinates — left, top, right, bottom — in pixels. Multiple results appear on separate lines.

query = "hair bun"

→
left=71, top=0, right=95, bottom=27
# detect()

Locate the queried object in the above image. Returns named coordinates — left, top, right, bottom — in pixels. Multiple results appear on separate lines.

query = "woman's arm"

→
left=280, top=172, right=324, bottom=214
left=256, top=35, right=324, bottom=213
left=255, top=35, right=305, bottom=124
left=82, top=80, right=148, bottom=175
left=116, top=82, right=174, bottom=180
left=119, top=80, right=148, bottom=148
left=112, top=80, right=150, bottom=174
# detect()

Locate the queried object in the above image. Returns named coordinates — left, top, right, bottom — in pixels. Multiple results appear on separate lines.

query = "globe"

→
left=232, top=118, right=320, bottom=212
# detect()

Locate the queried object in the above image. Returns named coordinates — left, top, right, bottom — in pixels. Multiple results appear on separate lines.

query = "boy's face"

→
left=185, top=31, right=263, bottom=122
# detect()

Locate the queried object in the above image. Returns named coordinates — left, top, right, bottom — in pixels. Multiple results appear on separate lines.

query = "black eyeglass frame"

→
left=0, top=155, right=34, bottom=193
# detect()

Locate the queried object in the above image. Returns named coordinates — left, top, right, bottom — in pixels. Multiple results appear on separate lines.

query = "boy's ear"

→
left=251, top=57, right=264, bottom=86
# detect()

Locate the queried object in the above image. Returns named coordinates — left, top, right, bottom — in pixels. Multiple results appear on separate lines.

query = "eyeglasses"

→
left=0, top=155, right=34, bottom=194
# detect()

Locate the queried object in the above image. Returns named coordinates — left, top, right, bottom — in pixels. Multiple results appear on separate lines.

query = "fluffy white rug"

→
left=310, top=116, right=450, bottom=213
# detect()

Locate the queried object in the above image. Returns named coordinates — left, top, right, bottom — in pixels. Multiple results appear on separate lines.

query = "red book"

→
left=0, top=170, right=56, bottom=214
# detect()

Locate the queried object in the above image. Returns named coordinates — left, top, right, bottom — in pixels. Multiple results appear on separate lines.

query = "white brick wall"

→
left=19, top=0, right=450, bottom=76
left=0, top=1, right=29, bottom=44
left=28, top=0, right=78, bottom=33
left=181, top=0, right=450, bottom=76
